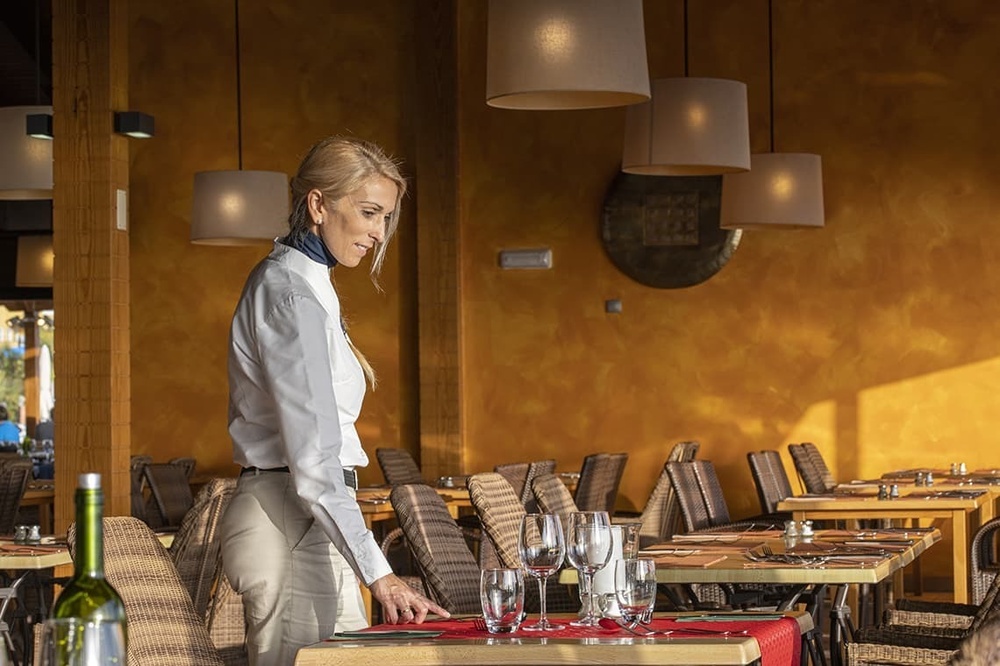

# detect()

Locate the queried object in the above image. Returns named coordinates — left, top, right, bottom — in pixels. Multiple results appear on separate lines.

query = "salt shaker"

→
left=889, top=484, right=900, bottom=499
left=799, top=520, right=814, bottom=538
left=878, top=484, right=889, bottom=500
left=950, top=462, right=959, bottom=475
left=925, top=471, right=934, bottom=486
left=959, top=462, right=968, bottom=475
left=915, top=472, right=926, bottom=486
left=13, top=525, right=27, bottom=544
left=783, top=520, right=799, bottom=538
left=27, top=525, right=41, bottom=544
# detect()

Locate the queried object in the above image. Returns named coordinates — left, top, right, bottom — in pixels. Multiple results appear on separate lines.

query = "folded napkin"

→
left=327, top=630, right=444, bottom=641
left=652, top=553, right=726, bottom=567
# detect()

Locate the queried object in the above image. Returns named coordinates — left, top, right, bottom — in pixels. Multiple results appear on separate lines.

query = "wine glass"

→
left=518, top=513, right=566, bottom=631
left=39, top=617, right=126, bottom=666
left=565, top=511, right=613, bottom=627
left=614, top=558, right=657, bottom=627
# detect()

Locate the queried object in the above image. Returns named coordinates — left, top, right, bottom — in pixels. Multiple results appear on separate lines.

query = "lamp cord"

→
left=234, top=0, right=244, bottom=170
left=768, top=0, right=775, bottom=153
left=34, top=0, right=41, bottom=105
left=682, top=0, right=689, bottom=77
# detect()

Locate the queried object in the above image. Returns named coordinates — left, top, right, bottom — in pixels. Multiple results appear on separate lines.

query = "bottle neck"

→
left=74, top=488, right=105, bottom=578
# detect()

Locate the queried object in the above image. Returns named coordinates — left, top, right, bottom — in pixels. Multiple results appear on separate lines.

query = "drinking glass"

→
left=480, top=568, right=525, bottom=634
left=518, top=513, right=566, bottom=631
left=38, top=617, right=126, bottom=666
left=619, top=522, right=642, bottom=560
left=614, top=558, right=657, bottom=626
left=565, top=511, right=613, bottom=627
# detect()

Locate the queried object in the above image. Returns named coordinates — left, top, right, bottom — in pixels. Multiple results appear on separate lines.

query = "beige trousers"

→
left=221, top=472, right=367, bottom=666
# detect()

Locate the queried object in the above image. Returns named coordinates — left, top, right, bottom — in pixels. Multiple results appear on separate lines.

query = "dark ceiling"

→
left=0, top=0, right=53, bottom=304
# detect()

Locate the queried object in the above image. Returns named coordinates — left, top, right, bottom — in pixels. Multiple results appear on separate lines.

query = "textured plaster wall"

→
left=127, top=0, right=418, bottom=486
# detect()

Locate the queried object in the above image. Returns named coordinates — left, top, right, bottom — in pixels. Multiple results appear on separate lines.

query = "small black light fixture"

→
left=25, top=113, right=53, bottom=139
left=113, top=111, right=155, bottom=138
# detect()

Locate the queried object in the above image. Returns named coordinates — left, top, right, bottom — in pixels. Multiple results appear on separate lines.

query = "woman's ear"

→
left=306, top=189, right=325, bottom=223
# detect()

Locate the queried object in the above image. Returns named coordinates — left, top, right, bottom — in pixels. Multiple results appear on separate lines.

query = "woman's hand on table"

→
left=370, top=573, right=450, bottom=625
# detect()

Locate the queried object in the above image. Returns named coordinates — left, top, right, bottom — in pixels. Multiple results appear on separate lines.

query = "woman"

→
left=221, top=136, right=448, bottom=666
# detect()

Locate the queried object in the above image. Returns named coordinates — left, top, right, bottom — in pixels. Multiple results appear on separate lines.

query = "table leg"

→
left=952, top=509, right=969, bottom=604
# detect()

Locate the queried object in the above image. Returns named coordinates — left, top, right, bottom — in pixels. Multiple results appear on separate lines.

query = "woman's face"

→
left=311, top=176, right=398, bottom=268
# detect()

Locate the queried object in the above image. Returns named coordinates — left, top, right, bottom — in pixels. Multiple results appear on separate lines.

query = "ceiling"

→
left=0, top=0, right=53, bottom=305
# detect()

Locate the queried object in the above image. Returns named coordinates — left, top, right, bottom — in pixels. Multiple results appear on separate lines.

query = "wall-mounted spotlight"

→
left=25, top=113, right=53, bottom=139
left=113, top=111, right=155, bottom=138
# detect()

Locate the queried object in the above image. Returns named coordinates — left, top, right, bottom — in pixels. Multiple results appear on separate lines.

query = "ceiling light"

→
left=113, top=111, right=155, bottom=138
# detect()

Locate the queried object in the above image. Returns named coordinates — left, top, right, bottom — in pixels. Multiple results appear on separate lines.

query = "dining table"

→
left=20, top=480, right=55, bottom=534
left=561, top=527, right=939, bottom=666
left=776, top=488, right=990, bottom=603
left=293, top=611, right=814, bottom=666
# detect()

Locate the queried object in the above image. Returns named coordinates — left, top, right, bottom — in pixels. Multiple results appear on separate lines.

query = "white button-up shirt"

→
left=228, top=241, right=392, bottom=586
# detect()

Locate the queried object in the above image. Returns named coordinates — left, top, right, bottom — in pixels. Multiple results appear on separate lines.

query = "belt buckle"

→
left=344, top=468, right=358, bottom=490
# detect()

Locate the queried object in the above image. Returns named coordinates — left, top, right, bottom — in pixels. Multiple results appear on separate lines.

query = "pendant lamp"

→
left=191, top=0, right=288, bottom=245
left=622, top=1, right=749, bottom=176
left=486, top=0, right=650, bottom=110
left=0, top=106, right=53, bottom=200
left=720, top=0, right=824, bottom=229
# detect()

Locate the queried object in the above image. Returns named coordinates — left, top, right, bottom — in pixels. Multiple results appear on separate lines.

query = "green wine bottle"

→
left=52, top=473, right=128, bottom=632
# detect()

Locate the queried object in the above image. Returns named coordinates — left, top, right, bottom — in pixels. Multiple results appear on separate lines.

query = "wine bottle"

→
left=52, top=473, right=128, bottom=632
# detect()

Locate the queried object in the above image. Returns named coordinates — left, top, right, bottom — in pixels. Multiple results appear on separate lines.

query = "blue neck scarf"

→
left=283, top=232, right=337, bottom=268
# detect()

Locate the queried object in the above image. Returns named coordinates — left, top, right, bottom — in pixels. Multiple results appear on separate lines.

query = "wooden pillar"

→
left=51, top=0, right=131, bottom=531
left=415, top=0, right=463, bottom=479
left=22, top=313, right=39, bottom=438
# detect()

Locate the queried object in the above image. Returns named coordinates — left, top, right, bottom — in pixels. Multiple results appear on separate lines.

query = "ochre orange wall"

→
left=127, top=0, right=1000, bottom=580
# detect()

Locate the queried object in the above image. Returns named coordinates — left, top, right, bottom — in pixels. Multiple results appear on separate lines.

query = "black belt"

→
left=241, top=466, right=358, bottom=490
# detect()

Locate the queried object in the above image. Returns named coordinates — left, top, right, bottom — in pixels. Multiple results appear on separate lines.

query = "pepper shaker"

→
left=889, top=484, right=900, bottom=499
left=878, top=484, right=889, bottom=500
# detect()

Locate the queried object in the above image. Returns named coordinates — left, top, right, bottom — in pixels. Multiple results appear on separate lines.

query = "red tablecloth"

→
left=360, top=616, right=801, bottom=666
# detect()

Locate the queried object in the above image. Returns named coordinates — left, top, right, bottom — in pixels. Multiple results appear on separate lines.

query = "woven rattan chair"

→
left=130, top=455, right=153, bottom=521
left=801, top=442, right=836, bottom=492
left=169, top=478, right=238, bottom=618
left=205, top=571, right=249, bottom=666
left=666, top=461, right=712, bottom=532
left=0, top=458, right=32, bottom=535
left=143, top=462, right=195, bottom=529
left=521, top=459, right=556, bottom=512
left=574, top=453, right=628, bottom=514
left=747, top=450, right=795, bottom=516
left=788, top=443, right=829, bottom=494
left=170, top=456, right=198, bottom=479
left=375, top=448, right=424, bottom=485
left=636, top=464, right=680, bottom=548
left=390, top=484, right=481, bottom=614
left=69, top=516, right=224, bottom=666
left=467, top=472, right=577, bottom=613
left=531, top=473, right=578, bottom=526
left=493, top=462, right=530, bottom=502
left=677, top=440, right=700, bottom=462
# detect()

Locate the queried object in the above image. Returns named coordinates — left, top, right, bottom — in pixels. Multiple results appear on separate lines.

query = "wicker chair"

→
left=170, top=456, right=198, bottom=479
left=747, top=450, right=795, bottom=517
left=143, top=462, right=195, bottom=529
left=846, top=519, right=1000, bottom=665
left=677, top=440, right=701, bottom=462
left=573, top=452, right=628, bottom=514
left=169, top=479, right=238, bottom=618
left=206, top=572, right=249, bottom=666
left=788, top=443, right=830, bottom=494
left=521, top=459, right=556, bottom=512
left=665, top=461, right=712, bottom=532
left=0, top=458, right=32, bottom=535
left=375, top=448, right=425, bottom=486
left=130, top=455, right=153, bottom=522
left=467, top=472, right=578, bottom=613
left=531, top=473, right=578, bottom=535
left=68, top=516, right=224, bottom=666
left=801, top=442, right=836, bottom=492
left=389, top=484, right=481, bottom=614
left=636, top=464, right=680, bottom=549
left=493, top=462, right=530, bottom=503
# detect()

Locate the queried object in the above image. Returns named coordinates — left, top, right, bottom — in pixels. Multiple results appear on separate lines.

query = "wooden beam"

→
left=51, top=0, right=131, bottom=529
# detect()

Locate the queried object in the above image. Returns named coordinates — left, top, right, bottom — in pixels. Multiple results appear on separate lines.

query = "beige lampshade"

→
left=191, top=170, right=289, bottom=245
left=622, top=78, right=750, bottom=176
left=720, top=153, right=825, bottom=229
left=486, top=0, right=650, bottom=110
left=0, top=106, right=53, bottom=200
left=16, top=234, right=54, bottom=287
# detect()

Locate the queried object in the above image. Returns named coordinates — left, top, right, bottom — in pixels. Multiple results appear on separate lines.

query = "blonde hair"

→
left=286, top=136, right=407, bottom=388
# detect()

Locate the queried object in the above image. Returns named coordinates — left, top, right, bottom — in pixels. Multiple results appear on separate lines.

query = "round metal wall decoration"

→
left=600, top=172, right=742, bottom=288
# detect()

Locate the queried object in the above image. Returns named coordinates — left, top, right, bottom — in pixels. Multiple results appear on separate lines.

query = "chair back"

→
left=574, top=453, right=628, bottom=513
left=747, top=450, right=794, bottom=515
left=169, top=478, right=237, bottom=617
left=467, top=473, right=526, bottom=569
left=531, top=473, right=578, bottom=521
left=800, top=443, right=836, bottom=492
left=637, top=464, right=680, bottom=545
left=375, top=448, right=424, bottom=485
left=69, top=516, right=224, bottom=665
left=788, top=443, right=827, bottom=494
left=390, top=484, right=481, bottom=614
left=0, top=458, right=32, bottom=534
left=972, top=517, right=1000, bottom=607
left=665, top=461, right=710, bottom=532
left=144, top=462, right=195, bottom=528
left=675, top=440, right=700, bottom=462
left=692, top=461, right=731, bottom=527
left=170, top=457, right=198, bottom=479
left=521, top=459, right=556, bottom=512
left=493, top=462, right=530, bottom=502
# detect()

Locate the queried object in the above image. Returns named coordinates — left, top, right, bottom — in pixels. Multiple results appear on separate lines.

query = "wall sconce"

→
left=113, top=111, right=155, bottom=138
left=15, top=234, right=54, bottom=288
left=26, top=113, right=53, bottom=139
left=0, top=106, right=53, bottom=200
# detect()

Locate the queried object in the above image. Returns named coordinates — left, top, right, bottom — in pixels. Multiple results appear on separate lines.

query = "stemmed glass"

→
left=566, top=511, right=613, bottom=627
left=614, top=558, right=657, bottom=628
left=518, top=513, right=566, bottom=631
